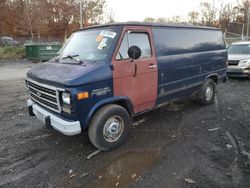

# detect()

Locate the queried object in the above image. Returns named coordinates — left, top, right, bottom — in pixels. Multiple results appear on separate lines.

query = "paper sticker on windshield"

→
left=100, top=31, right=117, bottom=38
left=97, top=38, right=108, bottom=50
left=96, top=35, right=103, bottom=42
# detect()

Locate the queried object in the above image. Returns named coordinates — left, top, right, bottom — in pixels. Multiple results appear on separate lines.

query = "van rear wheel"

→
left=197, top=79, right=216, bottom=105
left=88, top=104, right=130, bottom=151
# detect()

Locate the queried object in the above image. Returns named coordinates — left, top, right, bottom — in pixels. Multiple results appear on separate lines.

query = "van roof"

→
left=78, top=22, right=220, bottom=31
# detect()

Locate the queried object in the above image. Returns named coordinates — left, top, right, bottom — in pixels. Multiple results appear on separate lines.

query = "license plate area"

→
left=33, top=107, right=45, bottom=124
left=227, top=67, right=243, bottom=73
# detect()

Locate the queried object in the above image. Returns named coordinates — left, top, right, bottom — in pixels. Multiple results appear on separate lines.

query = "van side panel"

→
left=152, top=27, right=227, bottom=105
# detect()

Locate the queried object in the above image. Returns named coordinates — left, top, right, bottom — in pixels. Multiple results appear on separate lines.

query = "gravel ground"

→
left=0, top=60, right=250, bottom=188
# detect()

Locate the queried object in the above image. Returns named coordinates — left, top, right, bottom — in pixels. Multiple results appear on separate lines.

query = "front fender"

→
left=84, top=96, right=134, bottom=128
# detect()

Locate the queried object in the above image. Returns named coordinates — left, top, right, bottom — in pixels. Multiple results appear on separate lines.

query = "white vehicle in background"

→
left=0, top=36, right=19, bottom=46
left=227, top=41, right=250, bottom=78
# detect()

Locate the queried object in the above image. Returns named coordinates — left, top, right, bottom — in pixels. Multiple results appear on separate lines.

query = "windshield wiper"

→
left=61, top=54, right=82, bottom=64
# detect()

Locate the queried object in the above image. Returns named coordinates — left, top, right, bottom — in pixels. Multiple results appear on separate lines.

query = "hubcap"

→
left=103, top=116, right=124, bottom=142
left=205, top=85, right=213, bottom=101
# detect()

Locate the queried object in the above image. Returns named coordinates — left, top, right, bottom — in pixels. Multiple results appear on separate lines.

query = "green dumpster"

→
left=25, top=42, right=62, bottom=62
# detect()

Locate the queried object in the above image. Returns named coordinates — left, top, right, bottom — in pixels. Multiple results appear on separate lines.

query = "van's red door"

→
left=112, top=26, right=158, bottom=113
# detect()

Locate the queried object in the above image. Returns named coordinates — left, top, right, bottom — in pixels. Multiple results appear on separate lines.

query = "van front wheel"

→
left=197, top=79, right=216, bottom=105
left=88, top=104, right=130, bottom=151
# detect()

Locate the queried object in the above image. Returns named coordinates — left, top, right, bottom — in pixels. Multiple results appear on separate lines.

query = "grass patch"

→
left=0, top=46, right=26, bottom=60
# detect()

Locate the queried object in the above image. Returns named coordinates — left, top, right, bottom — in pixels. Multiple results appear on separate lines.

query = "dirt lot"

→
left=1, top=60, right=250, bottom=188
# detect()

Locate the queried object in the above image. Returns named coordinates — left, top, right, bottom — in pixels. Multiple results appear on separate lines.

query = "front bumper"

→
left=27, top=99, right=81, bottom=136
left=227, top=66, right=250, bottom=77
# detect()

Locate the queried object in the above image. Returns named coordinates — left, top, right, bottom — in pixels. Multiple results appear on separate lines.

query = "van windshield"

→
left=58, top=29, right=117, bottom=62
left=228, top=44, right=250, bottom=54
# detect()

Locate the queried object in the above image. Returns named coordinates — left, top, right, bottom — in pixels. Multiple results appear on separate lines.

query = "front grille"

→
left=27, top=79, right=62, bottom=113
left=228, top=60, right=240, bottom=66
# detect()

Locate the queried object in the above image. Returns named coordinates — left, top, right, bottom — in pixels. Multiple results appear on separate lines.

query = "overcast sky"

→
left=106, top=0, right=238, bottom=22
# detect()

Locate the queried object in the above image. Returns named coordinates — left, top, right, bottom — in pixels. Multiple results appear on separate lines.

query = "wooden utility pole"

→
left=80, top=0, right=83, bottom=29
left=212, top=0, right=215, bottom=20
left=247, top=6, right=250, bottom=37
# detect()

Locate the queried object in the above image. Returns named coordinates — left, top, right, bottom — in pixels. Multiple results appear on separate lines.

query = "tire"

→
left=88, top=104, right=130, bottom=151
left=197, top=79, right=216, bottom=105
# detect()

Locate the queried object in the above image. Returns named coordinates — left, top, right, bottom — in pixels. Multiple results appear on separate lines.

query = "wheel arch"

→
left=85, top=97, right=134, bottom=128
left=205, top=73, right=219, bottom=84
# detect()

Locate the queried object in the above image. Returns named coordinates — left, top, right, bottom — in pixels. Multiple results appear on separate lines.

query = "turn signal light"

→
left=77, top=92, right=89, bottom=100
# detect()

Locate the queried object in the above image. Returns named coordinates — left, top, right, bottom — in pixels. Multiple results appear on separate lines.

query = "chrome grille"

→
left=27, top=79, right=62, bottom=113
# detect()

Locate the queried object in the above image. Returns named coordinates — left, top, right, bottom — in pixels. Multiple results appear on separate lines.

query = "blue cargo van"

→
left=26, top=22, right=228, bottom=150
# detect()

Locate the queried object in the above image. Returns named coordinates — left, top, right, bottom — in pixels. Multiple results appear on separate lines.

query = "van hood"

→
left=228, top=54, right=250, bottom=61
left=27, top=61, right=112, bottom=87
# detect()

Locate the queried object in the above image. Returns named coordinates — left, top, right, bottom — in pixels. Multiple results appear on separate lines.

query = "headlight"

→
left=239, top=59, right=250, bottom=67
left=62, top=92, right=71, bottom=105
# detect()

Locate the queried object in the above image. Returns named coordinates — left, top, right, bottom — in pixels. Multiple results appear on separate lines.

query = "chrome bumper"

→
left=27, top=99, right=81, bottom=136
left=227, top=66, right=250, bottom=73
left=227, top=66, right=250, bottom=77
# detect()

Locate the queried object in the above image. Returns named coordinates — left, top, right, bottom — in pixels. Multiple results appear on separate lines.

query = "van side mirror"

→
left=128, top=46, right=141, bottom=60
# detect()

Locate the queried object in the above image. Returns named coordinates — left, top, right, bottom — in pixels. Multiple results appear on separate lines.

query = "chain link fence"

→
left=0, top=36, right=64, bottom=46
left=224, top=22, right=250, bottom=45
left=14, top=37, right=64, bottom=45
left=224, top=36, right=250, bottom=45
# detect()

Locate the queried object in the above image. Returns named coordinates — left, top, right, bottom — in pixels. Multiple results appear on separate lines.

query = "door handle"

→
left=149, top=64, right=157, bottom=69
left=133, top=63, right=137, bottom=77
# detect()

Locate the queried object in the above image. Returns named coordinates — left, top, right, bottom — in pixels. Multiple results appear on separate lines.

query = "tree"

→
left=0, top=0, right=107, bottom=39
left=46, top=0, right=78, bottom=39
left=200, top=2, right=216, bottom=26
left=157, top=17, right=167, bottom=23
left=235, top=0, right=250, bottom=36
left=104, top=8, right=115, bottom=23
left=0, top=0, right=15, bottom=36
left=219, top=3, right=237, bottom=32
left=144, top=17, right=156, bottom=22
left=82, top=0, right=106, bottom=26
left=171, top=15, right=181, bottom=23
left=144, top=16, right=183, bottom=24
left=164, top=16, right=182, bottom=24
left=188, top=11, right=199, bottom=25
